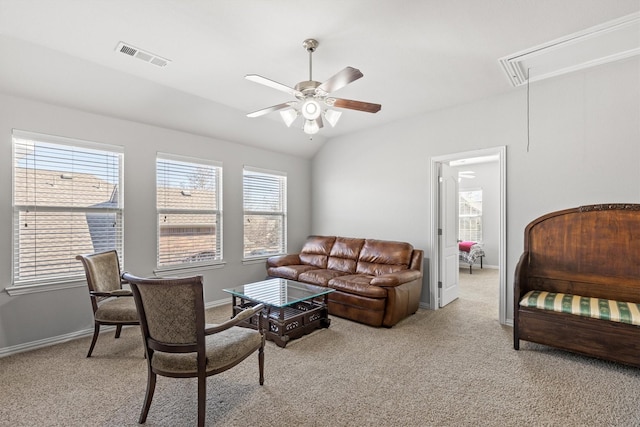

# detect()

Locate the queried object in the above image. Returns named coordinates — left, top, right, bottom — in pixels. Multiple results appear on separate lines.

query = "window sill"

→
left=153, top=261, right=226, bottom=276
left=242, top=254, right=284, bottom=265
left=5, top=278, right=86, bottom=296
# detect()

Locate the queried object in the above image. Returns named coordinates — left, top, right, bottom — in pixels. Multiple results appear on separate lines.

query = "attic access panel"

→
left=499, top=12, right=639, bottom=87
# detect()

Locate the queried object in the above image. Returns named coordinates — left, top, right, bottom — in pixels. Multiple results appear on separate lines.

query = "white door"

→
left=439, top=163, right=459, bottom=307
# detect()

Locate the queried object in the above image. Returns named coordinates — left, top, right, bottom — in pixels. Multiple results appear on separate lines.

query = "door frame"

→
left=429, top=146, right=507, bottom=324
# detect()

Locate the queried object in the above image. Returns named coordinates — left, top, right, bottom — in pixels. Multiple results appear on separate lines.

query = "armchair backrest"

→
left=76, top=250, right=123, bottom=294
left=123, top=274, right=206, bottom=349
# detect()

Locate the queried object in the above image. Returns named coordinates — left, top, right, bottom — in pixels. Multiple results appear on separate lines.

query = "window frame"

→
left=458, top=188, right=483, bottom=243
left=242, top=166, right=287, bottom=261
left=8, top=130, right=124, bottom=296
left=155, top=152, right=223, bottom=273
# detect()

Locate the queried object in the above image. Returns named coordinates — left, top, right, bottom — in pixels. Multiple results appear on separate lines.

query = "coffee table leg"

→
left=231, top=295, right=237, bottom=319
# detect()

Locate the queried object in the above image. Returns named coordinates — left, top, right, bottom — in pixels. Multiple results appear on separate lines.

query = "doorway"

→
left=429, top=146, right=507, bottom=325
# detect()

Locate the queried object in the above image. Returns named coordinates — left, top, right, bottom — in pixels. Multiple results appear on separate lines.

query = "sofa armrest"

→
left=370, top=270, right=422, bottom=287
left=267, top=254, right=302, bottom=267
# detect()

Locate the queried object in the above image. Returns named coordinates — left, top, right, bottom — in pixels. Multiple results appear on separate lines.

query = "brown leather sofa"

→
left=266, top=235, right=423, bottom=327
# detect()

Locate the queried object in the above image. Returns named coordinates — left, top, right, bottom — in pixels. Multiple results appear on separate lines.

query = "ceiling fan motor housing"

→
left=294, top=80, right=321, bottom=98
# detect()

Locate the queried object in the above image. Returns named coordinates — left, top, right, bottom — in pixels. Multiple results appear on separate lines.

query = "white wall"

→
left=312, top=57, right=640, bottom=317
left=0, top=94, right=312, bottom=352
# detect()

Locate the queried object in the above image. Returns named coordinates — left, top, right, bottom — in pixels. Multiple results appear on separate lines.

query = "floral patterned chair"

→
left=76, top=250, right=139, bottom=357
left=122, top=273, right=265, bottom=427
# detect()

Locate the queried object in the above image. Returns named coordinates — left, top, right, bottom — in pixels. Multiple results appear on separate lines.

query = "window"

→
left=243, top=167, right=287, bottom=259
left=156, top=153, right=222, bottom=268
left=12, top=130, right=123, bottom=287
left=459, top=189, right=482, bottom=242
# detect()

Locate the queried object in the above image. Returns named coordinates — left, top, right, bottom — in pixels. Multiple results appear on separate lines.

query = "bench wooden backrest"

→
left=523, top=204, right=640, bottom=303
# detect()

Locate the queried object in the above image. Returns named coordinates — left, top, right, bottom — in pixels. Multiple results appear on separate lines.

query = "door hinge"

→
left=438, top=281, right=442, bottom=289
left=438, top=228, right=442, bottom=236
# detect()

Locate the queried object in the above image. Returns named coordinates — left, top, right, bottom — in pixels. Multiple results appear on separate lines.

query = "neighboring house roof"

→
left=15, top=168, right=118, bottom=208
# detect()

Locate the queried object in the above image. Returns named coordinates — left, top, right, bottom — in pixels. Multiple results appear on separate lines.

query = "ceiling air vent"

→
left=499, top=12, right=639, bottom=87
left=116, top=41, right=171, bottom=68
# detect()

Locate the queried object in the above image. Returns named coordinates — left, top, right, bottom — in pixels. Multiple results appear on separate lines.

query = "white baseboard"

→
left=0, top=327, right=100, bottom=358
left=0, top=297, right=232, bottom=359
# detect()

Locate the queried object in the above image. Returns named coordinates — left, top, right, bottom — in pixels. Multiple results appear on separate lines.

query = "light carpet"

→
left=1, top=268, right=639, bottom=426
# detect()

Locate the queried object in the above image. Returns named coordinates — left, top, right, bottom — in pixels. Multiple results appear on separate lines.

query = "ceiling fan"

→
left=459, top=170, right=476, bottom=179
left=245, top=38, right=381, bottom=136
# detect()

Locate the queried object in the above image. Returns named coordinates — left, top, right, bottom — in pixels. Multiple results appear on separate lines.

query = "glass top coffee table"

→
left=224, top=278, right=334, bottom=347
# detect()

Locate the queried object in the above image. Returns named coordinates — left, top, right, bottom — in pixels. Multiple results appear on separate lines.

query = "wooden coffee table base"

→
left=231, top=297, right=331, bottom=347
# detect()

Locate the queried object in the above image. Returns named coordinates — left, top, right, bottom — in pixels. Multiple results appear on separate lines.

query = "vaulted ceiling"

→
left=0, top=0, right=637, bottom=158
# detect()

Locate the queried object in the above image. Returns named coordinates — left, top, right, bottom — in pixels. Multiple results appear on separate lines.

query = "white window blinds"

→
left=243, top=166, right=287, bottom=259
left=459, top=189, right=483, bottom=242
left=12, top=130, right=124, bottom=286
left=156, top=153, right=222, bottom=267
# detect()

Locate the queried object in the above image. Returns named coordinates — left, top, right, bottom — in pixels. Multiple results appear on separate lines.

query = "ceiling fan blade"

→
left=245, top=74, right=302, bottom=97
left=316, top=67, right=363, bottom=95
left=247, top=102, right=296, bottom=118
left=332, top=98, right=382, bottom=114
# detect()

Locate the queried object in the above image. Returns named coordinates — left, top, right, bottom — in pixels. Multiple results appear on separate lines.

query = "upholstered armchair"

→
left=122, top=273, right=265, bottom=427
left=76, top=250, right=139, bottom=357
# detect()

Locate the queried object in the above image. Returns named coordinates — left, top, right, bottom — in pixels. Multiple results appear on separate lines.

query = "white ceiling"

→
left=0, top=0, right=638, bottom=158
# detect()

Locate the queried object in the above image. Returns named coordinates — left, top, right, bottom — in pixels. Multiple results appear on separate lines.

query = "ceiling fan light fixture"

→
left=303, top=119, right=320, bottom=135
left=324, top=109, right=342, bottom=127
left=301, top=98, right=321, bottom=120
left=280, top=109, right=299, bottom=127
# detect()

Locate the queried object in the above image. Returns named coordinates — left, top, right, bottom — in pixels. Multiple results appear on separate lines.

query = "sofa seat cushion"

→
left=520, top=290, right=640, bottom=326
left=267, top=265, right=318, bottom=280
left=298, top=269, right=348, bottom=286
left=328, top=275, right=387, bottom=299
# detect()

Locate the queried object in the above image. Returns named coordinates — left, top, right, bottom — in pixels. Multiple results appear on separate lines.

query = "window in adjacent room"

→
left=459, top=189, right=482, bottom=242
left=243, top=166, right=287, bottom=259
left=156, top=153, right=222, bottom=269
left=12, top=130, right=124, bottom=288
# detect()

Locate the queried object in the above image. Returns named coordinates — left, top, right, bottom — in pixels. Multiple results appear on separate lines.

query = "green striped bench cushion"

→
left=520, top=290, right=640, bottom=326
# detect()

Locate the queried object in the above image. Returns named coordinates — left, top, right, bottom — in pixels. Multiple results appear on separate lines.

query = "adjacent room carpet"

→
left=1, top=268, right=638, bottom=426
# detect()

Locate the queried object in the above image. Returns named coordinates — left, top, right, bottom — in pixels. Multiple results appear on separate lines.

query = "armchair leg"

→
left=115, top=324, right=123, bottom=338
left=87, top=323, right=100, bottom=357
left=139, top=369, right=156, bottom=424
left=197, top=374, right=206, bottom=427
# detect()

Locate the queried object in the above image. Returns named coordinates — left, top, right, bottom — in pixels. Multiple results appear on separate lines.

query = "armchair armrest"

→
left=90, top=289, right=133, bottom=297
left=267, top=254, right=301, bottom=267
left=205, top=303, right=265, bottom=335
left=370, top=270, right=422, bottom=287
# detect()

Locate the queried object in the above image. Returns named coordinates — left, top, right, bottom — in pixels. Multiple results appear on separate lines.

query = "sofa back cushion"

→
left=299, top=235, right=336, bottom=268
left=327, top=237, right=365, bottom=273
left=356, top=239, right=413, bottom=276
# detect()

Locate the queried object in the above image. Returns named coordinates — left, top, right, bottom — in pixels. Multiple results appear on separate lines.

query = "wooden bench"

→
left=513, top=204, right=640, bottom=368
